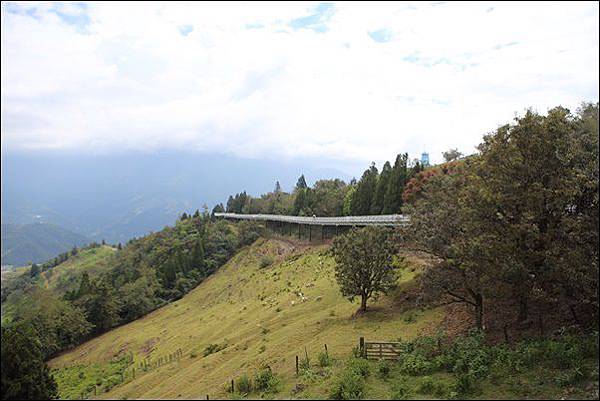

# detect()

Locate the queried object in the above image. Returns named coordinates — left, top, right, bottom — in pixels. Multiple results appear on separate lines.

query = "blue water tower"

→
left=421, top=152, right=430, bottom=167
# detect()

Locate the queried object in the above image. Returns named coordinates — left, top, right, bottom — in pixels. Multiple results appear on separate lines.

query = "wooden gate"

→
left=359, top=337, right=402, bottom=361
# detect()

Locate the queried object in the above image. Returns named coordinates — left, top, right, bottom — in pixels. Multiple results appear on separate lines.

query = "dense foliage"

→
left=1, top=213, right=262, bottom=364
left=331, top=226, right=400, bottom=312
left=1, top=323, right=58, bottom=400
left=405, top=103, right=599, bottom=330
left=222, top=154, right=424, bottom=217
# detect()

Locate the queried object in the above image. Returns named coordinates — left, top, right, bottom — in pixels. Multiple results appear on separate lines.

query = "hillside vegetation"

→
left=49, top=238, right=599, bottom=400
left=49, top=238, right=442, bottom=399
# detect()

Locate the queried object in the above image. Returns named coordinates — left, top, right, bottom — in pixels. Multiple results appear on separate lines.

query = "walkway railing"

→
left=214, top=213, right=409, bottom=226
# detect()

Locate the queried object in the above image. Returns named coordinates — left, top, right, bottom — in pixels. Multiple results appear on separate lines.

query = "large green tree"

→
left=1, top=323, right=58, bottom=400
left=371, top=161, right=392, bottom=215
left=331, top=226, right=398, bottom=312
left=350, top=163, right=379, bottom=215
left=383, top=153, right=409, bottom=214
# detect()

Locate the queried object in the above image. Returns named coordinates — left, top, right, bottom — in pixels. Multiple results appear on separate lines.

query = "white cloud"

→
left=1, top=1, right=598, bottom=165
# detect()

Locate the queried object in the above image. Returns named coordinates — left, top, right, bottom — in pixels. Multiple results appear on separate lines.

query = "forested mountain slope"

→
left=1, top=223, right=90, bottom=266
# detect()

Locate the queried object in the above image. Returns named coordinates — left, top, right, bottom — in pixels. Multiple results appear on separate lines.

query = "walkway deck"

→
left=214, top=213, right=409, bottom=226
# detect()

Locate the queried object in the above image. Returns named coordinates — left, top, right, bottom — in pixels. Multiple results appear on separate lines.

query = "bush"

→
left=236, top=374, right=252, bottom=394
left=554, top=367, right=587, bottom=387
left=418, top=377, right=435, bottom=394
left=377, top=359, right=391, bottom=378
left=399, top=353, right=434, bottom=376
left=254, top=367, right=279, bottom=393
left=259, top=255, right=274, bottom=269
left=329, top=371, right=365, bottom=400
left=390, top=381, right=411, bottom=400
left=318, top=352, right=330, bottom=367
left=347, top=357, right=370, bottom=378
left=453, top=373, right=473, bottom=395
left=203, top=342, right=226, bottom=357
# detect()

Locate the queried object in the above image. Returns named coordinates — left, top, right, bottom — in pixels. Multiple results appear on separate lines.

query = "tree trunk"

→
left=360, top=294, right=368, bottom=312
left=518, top=294, right=528, bottom=323
left=474, top=293, right=484, bottom=330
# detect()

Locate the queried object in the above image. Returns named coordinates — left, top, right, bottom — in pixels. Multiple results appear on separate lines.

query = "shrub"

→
left=259, top=255, right=274, bottom=269
left=453, top=373, right=473, bottom=395
left=203, top=343, right=226, bottom=357
left=377, top=359, right=391, bottom=378
left=418, top=377, right=435, bottom=394
left=236, top=374, right=252, bottom=394
left=318, top=352, right=330, bottom=367
left=554, top=367, right=587, bottom=387
left=399, top=353, right=434, bottom=376
left=347, top=357, right=370, bottom=378
left=254, top=367, right=279, bottom=393
left=390, top=381, right=411, bottom=400
left=329, top=371, right=365, bottom=400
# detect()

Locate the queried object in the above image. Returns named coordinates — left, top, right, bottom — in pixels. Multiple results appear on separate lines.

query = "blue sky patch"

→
left=50, top=3, right=91, bottom=32
left=246, top=22, right=264, bottom=30
left=368, top=28, right=393, bottom=43
left=179, top=25, right=194, bottom=36
left=289, top=2, right=335, bottom=33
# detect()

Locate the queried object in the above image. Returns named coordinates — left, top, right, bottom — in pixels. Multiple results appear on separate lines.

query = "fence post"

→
left=295, top=355, right=299, bottom=374
left=231, top=379, right=235, bottom=393
left=503, top=324, right=509, bottom=343
left=359, top=337, right=365, bottom=358
left=324, top=344, right=328, bottom=359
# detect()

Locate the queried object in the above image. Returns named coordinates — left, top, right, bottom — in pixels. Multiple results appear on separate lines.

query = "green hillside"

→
left=1, top=245, right=116, bottom=325
left=49, top=238, right=438, bottom=399
left=38, top=245, right=116, bottom=295
left=49, top=238, right=598, bottom=400
left=1, top=223, right=90, bottom=266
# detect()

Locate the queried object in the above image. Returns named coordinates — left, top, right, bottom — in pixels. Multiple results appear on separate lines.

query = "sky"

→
left=1, top=1, right=599, bottom=167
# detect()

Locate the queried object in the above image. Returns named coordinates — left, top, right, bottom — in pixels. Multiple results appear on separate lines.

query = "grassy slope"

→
left=50, top=238, right=442, bottom=399
left=49, top=238, right=598, bottom=400
left=1, top=246, right=116, bottom=325
left=39, top=245, right=116, bottom=295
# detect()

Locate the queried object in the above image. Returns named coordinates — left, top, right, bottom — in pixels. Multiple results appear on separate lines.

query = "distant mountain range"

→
left=1, top=151, right=355, bottom=244
left=1, top=223, right=90, bottom=266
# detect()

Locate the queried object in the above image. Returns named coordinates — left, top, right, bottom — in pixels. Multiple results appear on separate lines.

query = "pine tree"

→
left=191, top=240, right=206, bottom=272
left=371, top=161, right=392, bottom=214
left=77, top=272, right=92, bottom=298
left=29, top=263, right=40, bottom=278
left=350, top=163, right=378, bottom=215
left=383, top=153, right=408, bottom=214
left=295, top=175, right=308, bottom=190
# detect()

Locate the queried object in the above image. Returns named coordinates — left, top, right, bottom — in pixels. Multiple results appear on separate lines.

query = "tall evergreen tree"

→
left=295, top=175, right=308, bottom=190
left=371, top=161, right=392, bottom=214
left=29, top=264, right=40, bottom=278
left=350, top=163, right=378, bottom=215
left=383, top=153, right=408, bottom=214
